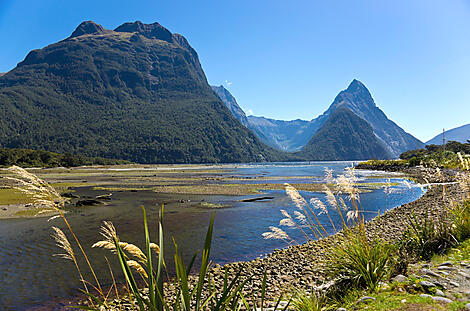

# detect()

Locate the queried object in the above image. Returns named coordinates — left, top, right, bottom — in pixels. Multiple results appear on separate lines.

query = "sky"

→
left=1, top=0, right=470, bottom=142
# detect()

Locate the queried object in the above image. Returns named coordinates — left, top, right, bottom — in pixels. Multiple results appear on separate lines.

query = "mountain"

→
left=245, top=116, right=320, bottom=151
left=426, top=124, right=470, bottom=145
left=0, top=21, right=285, bottom=164
left=214, top=80, right=423, bottom=157
left=211, top=86, right=248, bottom=126
left=297, top=107, right=390, bottom=160
left=316, top=80, right=423, bottom=157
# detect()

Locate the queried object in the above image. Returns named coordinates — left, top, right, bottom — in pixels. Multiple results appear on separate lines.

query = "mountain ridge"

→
left=297, top=107, right=391, bottom=160
left=213, top=81, right=423, bottom=156
left=0, top=21, right=286, bottom=164
left=427, top=124, right=470, bottom=145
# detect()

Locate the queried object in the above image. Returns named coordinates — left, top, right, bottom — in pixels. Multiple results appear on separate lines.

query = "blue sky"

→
left=1, top=0, right=469, bottom=142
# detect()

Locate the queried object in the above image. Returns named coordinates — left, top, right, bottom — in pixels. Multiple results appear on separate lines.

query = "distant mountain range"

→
left=213, top=80, right=423, bottom=158
left=427, top=124, right=470, bottom=145
left=0, top=21, right=286, bottom=163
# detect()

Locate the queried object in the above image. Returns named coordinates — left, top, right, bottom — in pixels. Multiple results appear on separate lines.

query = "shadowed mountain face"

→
left=317, top=80, right=423, bottom=157
left=211, top=86, right=248, bottom=126
left=427, top=124, right=470, bottom=145
left=214, top=81, right=423, bottom=157
left=297, top=107, right=390, bottom=160
left=0, top=21, right=285, bottom=163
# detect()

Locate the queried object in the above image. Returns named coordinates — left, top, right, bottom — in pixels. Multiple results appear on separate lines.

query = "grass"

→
left=341, top=290, right=465, bottom=310
left=0, top=188, right=35, bottom=204
left=402, top=208, right=457, bottom=260
left=50, top=182, right=97, bottom=192
left=152, top=182, right=376, bottom=195
left=14, top=207, right=56, bottom=217
left=195, top=202, right=230, bottom=209
left=326, top=229, right=392, bottom=293
left=429, top=238, right=470, bottom=267
left=93, top=186, right=155, bottom=191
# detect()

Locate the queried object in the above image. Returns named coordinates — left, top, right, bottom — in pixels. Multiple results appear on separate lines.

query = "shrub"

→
left=325, top=227, right=392, bottom=293
left=402, top=209, right=457, bottom=260
left=449, top=200, right=470, bottom=242
left=291, top=289, right=334, bottom=311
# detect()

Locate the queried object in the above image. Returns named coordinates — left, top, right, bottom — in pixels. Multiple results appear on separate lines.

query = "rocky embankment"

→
left=88, top=168, right=468, bottom=310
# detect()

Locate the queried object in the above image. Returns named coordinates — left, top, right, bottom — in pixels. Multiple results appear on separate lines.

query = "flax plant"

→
left=92, top=206, right=290, bottom=311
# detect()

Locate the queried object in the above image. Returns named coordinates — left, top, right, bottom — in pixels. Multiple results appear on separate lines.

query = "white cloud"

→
left=248, top=109, right=253, bottom=115
left=225, top=80, right=232, bottom=86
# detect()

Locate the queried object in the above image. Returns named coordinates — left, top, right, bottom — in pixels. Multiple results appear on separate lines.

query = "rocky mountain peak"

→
left=70, top=21, right=108, bottom=38
left=114, top=21, right=173, bottom=43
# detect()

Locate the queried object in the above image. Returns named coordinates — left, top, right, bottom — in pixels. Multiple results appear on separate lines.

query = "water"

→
left=0, top=162, right=424, bottom=310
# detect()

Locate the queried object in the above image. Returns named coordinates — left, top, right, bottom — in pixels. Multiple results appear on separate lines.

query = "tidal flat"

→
left=0, top=162, right=424, bottom=310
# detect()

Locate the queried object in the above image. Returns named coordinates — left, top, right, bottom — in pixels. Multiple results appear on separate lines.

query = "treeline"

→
left=399, top=140, right=470, bottom=168
left=0, top=148, right=131, bottom=168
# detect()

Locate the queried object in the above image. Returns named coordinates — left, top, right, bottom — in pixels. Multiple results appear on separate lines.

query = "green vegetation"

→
left=399, top=141, right=470, bottom=169
left=402, top=208, right=457, bottom=260
left=357, top=140, right=470, bottom=169
left=0, top=148, right=130, bottom=168
left=0, top=188, right=34, bottom=204
left=327, top=231, right=392, bottom=293
left=14, top=207, right=56, bottom=217
left=0, top=21, right=288, bottom=164
left=448, top=200, right=470, bottom=242
left=195, top=202, right=229, bottom=209
left=297, top=108, right=391, bottom=160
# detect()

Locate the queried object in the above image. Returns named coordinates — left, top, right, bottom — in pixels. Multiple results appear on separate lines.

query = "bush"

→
left=449, top=200, right=470, bottom=242
left=291, top=289, right=334, bottom=311
left=326, top=227, right=392, bottom=293
left=402, top=209, right=457, bottom=260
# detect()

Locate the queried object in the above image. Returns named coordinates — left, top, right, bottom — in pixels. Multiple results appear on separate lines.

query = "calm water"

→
left=0, top=162, right=424, bottom=310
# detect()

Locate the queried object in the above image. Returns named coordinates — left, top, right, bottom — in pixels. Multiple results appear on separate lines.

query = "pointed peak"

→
left=114, top=21, right=173, bottom=43
left=70, top=21, right=108, bottom=38
left=346, top=79, right=367, bottom=92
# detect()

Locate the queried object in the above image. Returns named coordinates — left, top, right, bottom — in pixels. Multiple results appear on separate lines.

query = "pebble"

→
left=458, top=271, right=470, bottom=279
left=420, top=294, right=432, bottom=299
left=465, top=302, right=470, bottom=310
left=431, top=296, right=453, bottom=303
left=356, top=296, right=376, bottom=305
left=421, top=268, right=441, bottom=278
left=419, top=280, right=436, bottom=289
left=437, top=265, right=455, bottom=271
left=435, top=289, right=445, bottom=297
left=449, top=281, right=460, bottom=287
left=393, top=274, right=407, bottom=283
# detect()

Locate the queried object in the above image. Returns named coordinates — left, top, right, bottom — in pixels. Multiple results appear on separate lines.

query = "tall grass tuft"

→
left=290, top=289, right=334, bottom=311
left=264, top=166, right=393, bottom=297
left=448, top=200, right=470, bottom=242
left=326, top=229, right=392, bottom=293
left=4, top=166, right=106, bottom=307
left=92, top=206, right=291, bottom=311
left=403, top=208, right=457, bottom=260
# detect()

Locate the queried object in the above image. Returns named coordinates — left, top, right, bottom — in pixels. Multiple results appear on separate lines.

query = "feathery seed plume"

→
left=52, top=227, right=74, bottom=261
